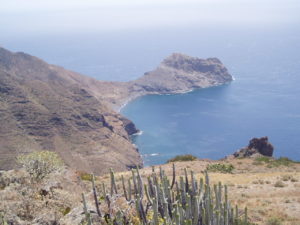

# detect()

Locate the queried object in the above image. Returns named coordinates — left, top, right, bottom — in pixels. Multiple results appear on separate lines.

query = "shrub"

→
left=291, top=177, right=298, bottom=182
left=267, top=217, right=283, bottom=225
left=274, top=181, right=285, bottom=188
left=79, top=172, right=93, bottom=182
left=206, top=163, right=234, bottom=173
left=61, top=207, right=71, bottom=216
left=281, top=175, right=291, bottom=181
left=17, top=151, right=64, bottom=181
left=167, top=154, right=197, bottom=163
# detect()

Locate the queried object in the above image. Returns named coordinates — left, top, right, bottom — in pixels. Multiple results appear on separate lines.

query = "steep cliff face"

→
left=0, top=47, right=232, bottom=174
left=0, top=47, right=141, bottom=174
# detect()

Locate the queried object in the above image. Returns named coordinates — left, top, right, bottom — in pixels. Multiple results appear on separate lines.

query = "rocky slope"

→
left=0, top=47, right=232, bottom=174
left=0, top=47, right=142, bottom=173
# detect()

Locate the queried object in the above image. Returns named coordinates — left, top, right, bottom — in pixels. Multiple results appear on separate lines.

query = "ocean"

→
left=2, top=26, right=300, bottom=165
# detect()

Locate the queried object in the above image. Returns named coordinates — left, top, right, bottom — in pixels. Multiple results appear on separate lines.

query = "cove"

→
left=122, top=74, right=300, bottom=166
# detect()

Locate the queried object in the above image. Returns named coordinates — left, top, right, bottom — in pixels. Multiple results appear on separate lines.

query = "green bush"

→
left=206, top=163, right=235, bottom=173
left=255, top=156, right=272, bottom=163
left=17, top=151, right=64, bottom=181
left=80, top=172, right=93, bottom=182
left=61, top=207, right=71, bottom=216
left=167, top=154, right=197, bottom=163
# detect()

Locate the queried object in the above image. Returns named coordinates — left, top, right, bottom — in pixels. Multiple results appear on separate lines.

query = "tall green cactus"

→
left=91, top=174, right=101, bottom=217
left=80, top=164, right=252, bottom=225
left=81, top=193, right=92, bottom=225
left=109, top=168, right=117, bottom=196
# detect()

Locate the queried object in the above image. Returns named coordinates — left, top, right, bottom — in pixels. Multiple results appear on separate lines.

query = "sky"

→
left=0, top=0, right=300, bottom=35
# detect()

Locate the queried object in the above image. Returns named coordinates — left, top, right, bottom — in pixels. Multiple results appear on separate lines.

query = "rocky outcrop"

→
left=122, top=53, right=232, bottom=110
left=133, top=53, right=232, bottom=93
left=0, top=47, right=232, bottom=174
left=232, top=136, right=274, bottom=158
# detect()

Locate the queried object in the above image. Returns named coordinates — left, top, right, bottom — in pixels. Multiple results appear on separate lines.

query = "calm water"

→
left=2, top=26, right=300, bottom=165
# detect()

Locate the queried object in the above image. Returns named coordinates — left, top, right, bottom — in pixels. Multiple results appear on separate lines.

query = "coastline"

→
left=119, top=81, right=235, bottom=164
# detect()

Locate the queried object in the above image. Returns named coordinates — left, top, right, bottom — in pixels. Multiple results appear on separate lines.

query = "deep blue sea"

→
left=2, top=26, right=300, bottom=165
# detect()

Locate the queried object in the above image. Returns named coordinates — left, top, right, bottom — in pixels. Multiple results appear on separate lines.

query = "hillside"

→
left=0, top=47, right=142, bottom=173
left=0, top=47, right=232, bottom=174
left=0, top=157, right=299, bottom=225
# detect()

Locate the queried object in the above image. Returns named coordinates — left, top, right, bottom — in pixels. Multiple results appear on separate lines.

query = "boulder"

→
left=232, top=136, right=274, bottom=158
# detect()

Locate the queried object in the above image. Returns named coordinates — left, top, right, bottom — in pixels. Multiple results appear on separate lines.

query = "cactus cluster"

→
left=0, top=212, right=8, bottom=225
left=81, top=164, right=250, bottom=225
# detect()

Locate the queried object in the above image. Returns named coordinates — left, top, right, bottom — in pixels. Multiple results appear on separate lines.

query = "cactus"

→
left=170, top=163, right=176, bottom=189
left=91, top=174, right=102, bottom=217
left=110, top=168, right=117, bottom=196
left=82, top=193, right=92, bottom=225
left=121, top=175, right=129, bottom=201
left=0, top=212, right=8, bottom=225
left=80, top=164, right=251, bottom=225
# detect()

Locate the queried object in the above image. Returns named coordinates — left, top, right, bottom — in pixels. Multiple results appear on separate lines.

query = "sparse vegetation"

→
left=266, top=217, right=283, bottom=225
left=167, top=154, right=197, bottom=163
left=17, top=151, right=64, bottom=181
left=255, top=156, right=272, bottom=163
left=254, top=156, right=299, bottom=168
left=206, top=163, right=234, bottom=173
left=1, top=157, right=300, bottom=224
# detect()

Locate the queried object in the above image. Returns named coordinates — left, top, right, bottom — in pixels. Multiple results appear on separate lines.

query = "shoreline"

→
left=118, top=79, right=234, bottom=112
left=120, top=81, right=235, bottom=165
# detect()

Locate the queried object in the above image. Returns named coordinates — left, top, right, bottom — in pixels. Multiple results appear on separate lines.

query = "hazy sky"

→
left=1, top=0, right=299, bottom=35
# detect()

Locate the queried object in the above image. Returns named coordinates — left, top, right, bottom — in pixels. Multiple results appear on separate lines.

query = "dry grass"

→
left=2, top=157, right=298, bottom=224
left=97, top=158, right=300, bottom=225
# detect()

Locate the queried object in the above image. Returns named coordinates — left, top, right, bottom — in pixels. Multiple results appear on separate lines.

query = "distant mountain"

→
left=0, top=47, right=232, bottom=174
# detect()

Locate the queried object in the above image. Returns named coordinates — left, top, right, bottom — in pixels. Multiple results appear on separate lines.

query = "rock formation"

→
left=232, top=136, right=274, bottom=158
left=0, top=47, right=232, bottom=174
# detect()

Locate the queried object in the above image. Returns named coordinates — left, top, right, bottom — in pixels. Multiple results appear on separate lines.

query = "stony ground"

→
left=0, top=157, right=299, bottom=225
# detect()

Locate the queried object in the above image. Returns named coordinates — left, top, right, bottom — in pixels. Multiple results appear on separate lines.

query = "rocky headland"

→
left=0, top=47, right=232, bottom=174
